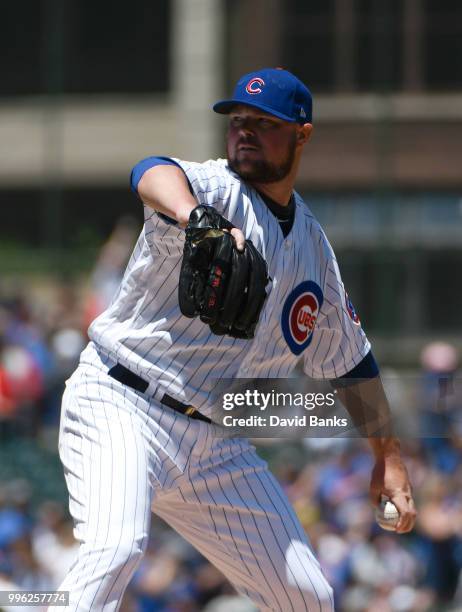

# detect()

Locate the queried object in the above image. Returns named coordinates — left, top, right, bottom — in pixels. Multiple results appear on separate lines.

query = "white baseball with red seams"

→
left=376, top=496, right=400, bottom=531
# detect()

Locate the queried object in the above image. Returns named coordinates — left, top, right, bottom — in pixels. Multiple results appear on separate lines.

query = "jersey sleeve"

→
left=130, top=156, right=182, bottom=195
left=130, top=157, right=236, bottom=230
left=170, top=158, right=235, bottom=217
left=303, top=234, right=371, bottom=379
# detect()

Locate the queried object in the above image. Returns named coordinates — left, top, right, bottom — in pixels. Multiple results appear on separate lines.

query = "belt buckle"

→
left=185, top=406, right=196, bottom=416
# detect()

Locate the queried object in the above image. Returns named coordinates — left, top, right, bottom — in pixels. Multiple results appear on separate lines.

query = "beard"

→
left=227, top=133, right=297, bottom=183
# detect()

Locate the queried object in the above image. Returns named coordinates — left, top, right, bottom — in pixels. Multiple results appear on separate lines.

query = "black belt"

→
left=108, top=363, right=211, bottom=424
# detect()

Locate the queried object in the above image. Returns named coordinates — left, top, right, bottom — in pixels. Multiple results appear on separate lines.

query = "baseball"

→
left=375, top=496, right=400, bottom=531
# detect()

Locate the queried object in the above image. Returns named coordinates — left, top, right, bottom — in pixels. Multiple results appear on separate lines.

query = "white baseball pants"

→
left=57, top=352, right=334, bottom=611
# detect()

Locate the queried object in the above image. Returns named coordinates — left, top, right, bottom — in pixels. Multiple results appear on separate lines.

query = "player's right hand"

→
left=370, top=452, right=417, bottom=533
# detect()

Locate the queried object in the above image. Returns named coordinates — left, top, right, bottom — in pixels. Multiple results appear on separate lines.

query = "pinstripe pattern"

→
left=88, top=158, right=369, bottom=415
left=58, top=348, right=334, bottom=610
left=57, top=156, right=375, bottom=610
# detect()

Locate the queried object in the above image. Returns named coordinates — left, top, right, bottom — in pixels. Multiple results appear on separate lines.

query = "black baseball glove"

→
left=178, top=205, right=269, bottom=339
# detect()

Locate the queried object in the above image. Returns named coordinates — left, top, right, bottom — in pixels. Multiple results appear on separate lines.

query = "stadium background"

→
left=1, top=1, right=461, bottom=610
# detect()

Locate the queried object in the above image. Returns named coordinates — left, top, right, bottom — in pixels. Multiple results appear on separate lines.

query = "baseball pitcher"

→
left=57, top=68, right=416, bottom=611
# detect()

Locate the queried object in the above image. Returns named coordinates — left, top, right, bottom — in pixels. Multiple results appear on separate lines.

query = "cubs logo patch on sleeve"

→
left=281, top=281, right=323, bottom=355
left=345, top=290, right=361, bottom=325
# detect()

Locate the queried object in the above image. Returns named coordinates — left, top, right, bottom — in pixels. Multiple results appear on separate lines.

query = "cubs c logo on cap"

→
left=246, top=77, right=265, bottom=95
left=345, top=290, right=360, bottom=325
left=281, top=281, right=323, bottom=355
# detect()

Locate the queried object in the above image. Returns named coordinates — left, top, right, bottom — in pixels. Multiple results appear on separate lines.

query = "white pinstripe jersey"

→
left=88, top=158, right=370, bottom=414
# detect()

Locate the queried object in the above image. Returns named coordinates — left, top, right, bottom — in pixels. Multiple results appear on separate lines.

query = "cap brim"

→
left=212, top=99, right=297, bottom=123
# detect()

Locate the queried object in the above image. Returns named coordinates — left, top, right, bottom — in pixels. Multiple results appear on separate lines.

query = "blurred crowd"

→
left=1, top=223, right=462, bottom=611
left=0, top=217, right=138, bottom=438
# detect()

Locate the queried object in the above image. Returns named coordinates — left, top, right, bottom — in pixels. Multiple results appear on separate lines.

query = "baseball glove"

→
left=178, top=205, right=269, bottom=339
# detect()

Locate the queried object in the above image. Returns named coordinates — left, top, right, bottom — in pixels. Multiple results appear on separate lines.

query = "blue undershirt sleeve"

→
left=330, top=350, right=379, bottom=389
left=341, top=350, right=379, bottom=379
left=130, top=156, right=192, bottom=226
left=130, top=156, right=182, bottom=195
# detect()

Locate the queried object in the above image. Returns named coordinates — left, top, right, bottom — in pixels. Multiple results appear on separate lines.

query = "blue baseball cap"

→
left=213, top=68, right=312, bottom=124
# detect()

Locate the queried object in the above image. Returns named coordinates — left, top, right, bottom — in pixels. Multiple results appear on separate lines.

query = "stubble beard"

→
left=227, top=133, right=297, bottom=184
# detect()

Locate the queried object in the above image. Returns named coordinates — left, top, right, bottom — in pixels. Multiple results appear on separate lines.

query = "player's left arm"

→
left=131, top=157, right=245, bottom=247
left=332, top=362, right=417, bottom=534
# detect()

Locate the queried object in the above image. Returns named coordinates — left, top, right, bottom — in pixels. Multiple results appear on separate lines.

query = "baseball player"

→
left=57, top=68, right=416, bottom=611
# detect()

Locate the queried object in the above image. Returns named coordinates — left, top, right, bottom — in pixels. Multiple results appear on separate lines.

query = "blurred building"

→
left=1, top=0, right=461, bottom=363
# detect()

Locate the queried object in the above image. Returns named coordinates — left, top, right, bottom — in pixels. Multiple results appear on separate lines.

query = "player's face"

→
left=226, top=106, right=298, bottom=183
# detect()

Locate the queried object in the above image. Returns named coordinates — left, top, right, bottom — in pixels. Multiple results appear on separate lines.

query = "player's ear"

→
left=296, top=123, right=313, bottom=145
